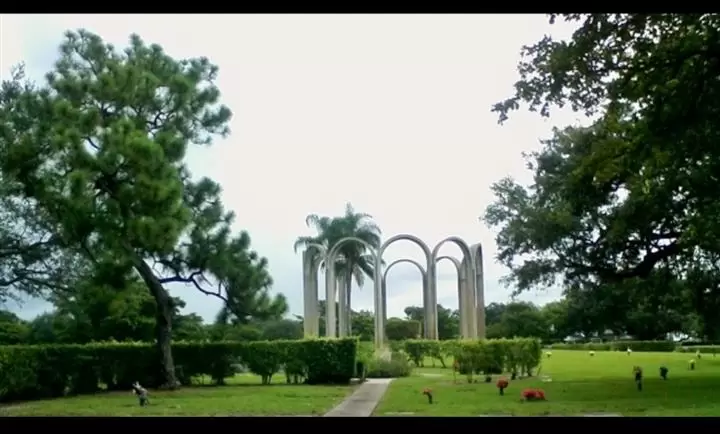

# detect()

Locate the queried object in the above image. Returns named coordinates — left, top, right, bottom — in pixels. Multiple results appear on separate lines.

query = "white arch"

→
left=431, top=237, right=477, bottom=339
left=381, top=258, right=427, bottom=336
left=374, top=234, right=434, bottom=348
left=436, top=255, right=461, bottom=271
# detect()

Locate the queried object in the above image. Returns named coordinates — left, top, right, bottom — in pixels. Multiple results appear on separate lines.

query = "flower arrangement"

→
left=696, top=350, right=702, bottom=360
left=627, top=347, right=633, bottom=355
left=689, top=359, right=696, bottom=370
left=521, top=388, right=546, bottom=401
left=545, top=351, right=552, bottom=358
left=659, top=366, right=668, bottom=380
left=496, top=377, right=509, bottom=396
left=589, top=350, right=595, bottom=356
left=422, top=388, right=433, bottom=404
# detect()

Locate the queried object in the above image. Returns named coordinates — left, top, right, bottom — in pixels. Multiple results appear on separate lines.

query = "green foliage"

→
left=445, top=338, right=542, bottom=380
left=385, top=318, right=421, bottom=341
left=400, top=338, right=542, bottom=378
left=0, top=311, right=30, bottom=345
left=550, top=340, right=678, bottom=352
left=485, top=14, right=720, bottom=342
left=403, top=305, right=460, bottom=340
left=676, top=346, right=720, bottom=355
left=0, top=30, right=288, bottom=386
left=0, top=338, right=358, bottom=402
left=365, top=352, right=413, bottom=378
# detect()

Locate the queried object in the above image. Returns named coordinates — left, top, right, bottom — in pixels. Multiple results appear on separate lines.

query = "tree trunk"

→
left=345, top=270, right=353, bottom=336
left=132, top=255, right=179, bottom=389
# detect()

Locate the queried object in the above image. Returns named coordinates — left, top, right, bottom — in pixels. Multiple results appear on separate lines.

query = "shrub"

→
left=550, top=340, right=677, bottom=352
left=402, top=338, right=542, bottom=381
left=0, top=338, right=358, bottom=402
left=403, top=339, right=433, bottom=367
left=676, top=345, right=720, bottom=355
left=366, top=352, right=413, bottom=378
left=355, top=341, right=375, bottom=380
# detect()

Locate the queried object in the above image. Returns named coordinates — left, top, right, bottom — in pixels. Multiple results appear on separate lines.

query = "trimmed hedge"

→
left=676, top=345, right=720, bottom=354
left=549, top=340, right=677, bottom=352
left=400, top=338, right=542, bottom=377
left=0, top=338, right=357, bottom=403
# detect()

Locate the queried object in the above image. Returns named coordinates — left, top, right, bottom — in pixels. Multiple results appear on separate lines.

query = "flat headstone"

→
left=420, top=373, right=444, bottom=377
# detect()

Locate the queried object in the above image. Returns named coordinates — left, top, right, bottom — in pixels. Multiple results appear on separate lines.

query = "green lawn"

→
left=375, top=349, right=720, bottom=416
left=0, top=373, right=354, bottom=416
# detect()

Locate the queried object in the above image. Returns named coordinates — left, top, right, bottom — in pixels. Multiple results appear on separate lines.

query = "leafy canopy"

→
left=485, top=14, right=720, bottom=297
left=0, top=29, right=284, bottom=327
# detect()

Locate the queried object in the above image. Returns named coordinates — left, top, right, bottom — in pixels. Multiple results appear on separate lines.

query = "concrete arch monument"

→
left=381, top=258, right=427, bottom=338
left=431, top=237, right=478, bottom=340
left=300, top=232, right=486, bottom=349
left=374, top=234, right=434, bottom=348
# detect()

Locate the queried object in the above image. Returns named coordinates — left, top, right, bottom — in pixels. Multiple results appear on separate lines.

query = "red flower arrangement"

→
left=422, top=388, right=433, bottom=404
left=496, top=378, right=509, bottom=396
left=521, top=388, right=546, bottom=401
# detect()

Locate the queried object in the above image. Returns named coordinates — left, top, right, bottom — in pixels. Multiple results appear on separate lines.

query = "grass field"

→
left=0, top=373, right=354, bottom=416
left=374, top=349, right=720, bottom=416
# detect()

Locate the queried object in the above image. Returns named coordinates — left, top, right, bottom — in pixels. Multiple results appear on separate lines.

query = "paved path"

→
left=324, top=379, right=393, bottom=417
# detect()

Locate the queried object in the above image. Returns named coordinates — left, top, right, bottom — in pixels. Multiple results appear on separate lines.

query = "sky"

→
left=0, top=14, right=581, bottom=323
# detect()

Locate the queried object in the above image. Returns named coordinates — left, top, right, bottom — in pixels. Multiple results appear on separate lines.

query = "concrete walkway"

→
left=324, top=379, right=393, bottom=417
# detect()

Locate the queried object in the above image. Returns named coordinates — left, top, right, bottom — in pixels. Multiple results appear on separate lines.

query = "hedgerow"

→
left=401, top=338, right=542, bottom=378
left=0, top=338, right=357, bottom=402
left=549, top=340, right=677, bottom=352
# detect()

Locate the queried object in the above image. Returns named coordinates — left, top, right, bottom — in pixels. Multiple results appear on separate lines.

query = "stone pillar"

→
left=310, top=255, right=321, bottom=336
left=338, top=272, right=347, bottom=337
left=471, top=243, right=486, bottom=339
left=425, top=268, right=438, bottom=340
left=457, top=265, right=468, bottom=338
left=460, top=256, right=478, bottom=339
left=422, top=274, right=433, bottom=339
left=374, top=266, right=384, bottom=350
left=302, top=250, right=314, bottom=337
left=325, top=262, right=337, bottom=338
left=381, top=280, right=388, bottom=338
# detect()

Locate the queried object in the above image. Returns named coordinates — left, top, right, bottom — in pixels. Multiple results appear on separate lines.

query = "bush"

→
left=444, top=338, right=542, bottom=380
left=550, top=340, right=677, bottom=352
left=396, top=338, right=541, bottom=380
left=676, top=345, right=720, bottom=354
left=0, top=338, right=358, bottom=402
left=355, top=341, right=375, bottom=380
left=680, top=341, right=720, bottom=347
left=365, top=352, right=413, bottom=378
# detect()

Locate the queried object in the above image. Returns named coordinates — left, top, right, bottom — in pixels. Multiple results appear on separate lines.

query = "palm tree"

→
left=294, top=203, right=382, bottom=335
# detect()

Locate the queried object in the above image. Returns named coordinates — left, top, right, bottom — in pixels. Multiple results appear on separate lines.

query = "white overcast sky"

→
left=0, top=14, right=581, bottom=322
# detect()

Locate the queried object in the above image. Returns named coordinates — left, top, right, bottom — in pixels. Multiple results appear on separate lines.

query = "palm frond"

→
left=293, top=235, right=321, bottom=253
left=352, top=263, right=366, bottom=287
left=357, top=258, right=376, bottom=282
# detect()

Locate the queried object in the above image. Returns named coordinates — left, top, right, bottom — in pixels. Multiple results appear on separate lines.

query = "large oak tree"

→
left=484, top=15, right=720, bottom=335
